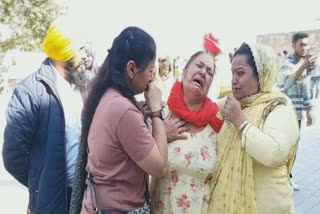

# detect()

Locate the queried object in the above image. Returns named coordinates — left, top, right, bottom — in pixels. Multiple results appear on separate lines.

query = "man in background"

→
left=2, top=19, right=89, bottom=214
left=278, top=32, right=316, bottom=191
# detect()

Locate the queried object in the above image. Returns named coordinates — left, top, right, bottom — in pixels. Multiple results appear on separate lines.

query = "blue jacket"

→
left=2, top=58, right=81, bottom=214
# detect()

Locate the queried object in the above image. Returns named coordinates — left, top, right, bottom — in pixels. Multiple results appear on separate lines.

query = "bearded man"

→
left=2, top=19, right=89, bottom=214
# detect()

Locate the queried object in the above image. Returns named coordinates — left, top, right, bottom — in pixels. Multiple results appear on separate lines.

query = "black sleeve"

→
left=2, top=84, right=39, bottom=187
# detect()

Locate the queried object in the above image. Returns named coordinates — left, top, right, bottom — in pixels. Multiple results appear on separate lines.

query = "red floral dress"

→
left=151, top=124, right=217, bottom=214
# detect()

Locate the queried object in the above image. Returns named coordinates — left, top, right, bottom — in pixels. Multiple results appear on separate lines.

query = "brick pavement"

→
left=292, top=126, right=320, bottom=214
left=292, top=98, right=320, bottom=214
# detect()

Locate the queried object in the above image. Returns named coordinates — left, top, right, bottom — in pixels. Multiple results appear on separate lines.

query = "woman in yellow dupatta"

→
left=208, top=43, right=299, bottom=214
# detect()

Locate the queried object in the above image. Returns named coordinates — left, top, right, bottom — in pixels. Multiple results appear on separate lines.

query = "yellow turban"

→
left=42, top=23, right=77, bottom=62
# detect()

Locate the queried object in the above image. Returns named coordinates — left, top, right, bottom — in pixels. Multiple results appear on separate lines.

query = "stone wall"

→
left=256, top=29, right=320, bottom=56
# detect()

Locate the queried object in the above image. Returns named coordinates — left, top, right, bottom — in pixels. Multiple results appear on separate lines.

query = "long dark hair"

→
left=81, top=26, right=156, bottom=150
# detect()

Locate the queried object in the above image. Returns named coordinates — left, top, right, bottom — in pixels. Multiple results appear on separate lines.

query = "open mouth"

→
left=192, top=78, right=204, bottom=88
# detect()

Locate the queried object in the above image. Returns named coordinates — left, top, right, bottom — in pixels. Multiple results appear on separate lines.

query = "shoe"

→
left=290, top=181, right=300, bottom=191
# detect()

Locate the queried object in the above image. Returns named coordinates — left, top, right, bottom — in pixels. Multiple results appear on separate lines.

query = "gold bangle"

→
left=238, top=120, right=249, bottom=132
left=240, top=122, right=251, bottom=149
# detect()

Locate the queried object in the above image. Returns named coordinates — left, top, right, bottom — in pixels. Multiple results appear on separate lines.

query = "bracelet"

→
left=237, top=120, right=249, bottom=132
left=151, top=110, right=163, bottom=120
left=239, top=121, right=250, bottom=148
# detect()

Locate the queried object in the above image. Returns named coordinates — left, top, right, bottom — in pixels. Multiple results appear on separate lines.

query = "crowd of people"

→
left=1, top=17, right=318, bottom=214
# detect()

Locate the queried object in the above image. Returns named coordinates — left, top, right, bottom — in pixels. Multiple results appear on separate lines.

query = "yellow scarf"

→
left=208, top=43, right=297, bottom=214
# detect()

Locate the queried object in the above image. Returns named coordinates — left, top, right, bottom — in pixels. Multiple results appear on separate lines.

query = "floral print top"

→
left=151, top=124, right=217, bottom=214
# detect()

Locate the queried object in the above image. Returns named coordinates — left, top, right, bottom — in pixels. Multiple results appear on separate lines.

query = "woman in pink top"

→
left=79, top=27, right=168, bottom=214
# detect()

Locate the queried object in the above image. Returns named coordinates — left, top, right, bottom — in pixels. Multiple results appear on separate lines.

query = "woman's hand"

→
left=164, top=114, right=190, bottom=143
left=138, top=101, right=166, bottom=120
left=223, top=95, right=246, bottom=129
left=144, top=83, right=162, bottom=112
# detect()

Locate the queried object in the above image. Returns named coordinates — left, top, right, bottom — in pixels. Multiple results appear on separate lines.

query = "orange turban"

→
left=42, top=22, right=77, bottom=62
left=203, top=33, right=221, bottom=54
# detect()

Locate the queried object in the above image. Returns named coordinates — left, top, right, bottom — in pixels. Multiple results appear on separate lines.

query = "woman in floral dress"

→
left=151, top=51, right=223, bottom=214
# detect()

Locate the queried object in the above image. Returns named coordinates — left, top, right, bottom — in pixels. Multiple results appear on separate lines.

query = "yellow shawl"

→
left=208, top=43, right=297, bottom=214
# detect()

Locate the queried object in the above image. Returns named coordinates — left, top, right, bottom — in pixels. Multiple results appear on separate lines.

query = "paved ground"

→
left=292, top=98, right=320, bottom=214
left=293, top=126, right=320, bottom=214
left=0, top=93, right=319, bottom=213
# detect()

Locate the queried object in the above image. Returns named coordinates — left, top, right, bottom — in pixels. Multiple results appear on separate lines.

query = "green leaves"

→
left=0, top=0, right=65, bottom=52
left=0, top=53, right=9, bottom=93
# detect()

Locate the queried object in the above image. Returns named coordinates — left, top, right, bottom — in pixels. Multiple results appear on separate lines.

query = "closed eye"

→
left=196, top=63, right=203, bottom=68
left=206, top=67, right=214, bottom=77
left=237, top=71, right=244, bottom=77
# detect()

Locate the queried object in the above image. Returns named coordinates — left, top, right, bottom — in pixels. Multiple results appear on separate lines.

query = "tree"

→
left=0, top=0, right=65, bottom=93
left=0, top=66, right=5, bottom=94
left=0, top=0, right=65, bottom=52
left=0, top=52, right=14, bottom=93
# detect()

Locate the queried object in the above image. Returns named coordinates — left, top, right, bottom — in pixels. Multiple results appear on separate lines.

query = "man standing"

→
left=80, top=45, right=99, bottom=99
left=279, top=32, right=316, bottom=127
left=2, top=20, right=88, bottom=214
left=83, top=45, right=99, bottom=75
left=278, top=32, right=316, bottom=190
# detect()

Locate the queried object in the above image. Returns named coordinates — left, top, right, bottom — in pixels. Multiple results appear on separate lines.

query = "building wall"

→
left=256, top=29, right=320, bottom=56
left=5, top=51, right=45, bottom=93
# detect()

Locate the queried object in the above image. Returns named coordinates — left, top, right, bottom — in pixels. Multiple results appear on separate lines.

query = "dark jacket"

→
left=2, top=58, right=83, bottom=214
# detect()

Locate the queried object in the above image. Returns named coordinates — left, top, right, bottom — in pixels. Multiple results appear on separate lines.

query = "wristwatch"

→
left=150, top=110, right=164, bottom=120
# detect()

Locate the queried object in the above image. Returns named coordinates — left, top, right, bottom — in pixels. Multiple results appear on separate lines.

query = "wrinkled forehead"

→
left=192, top=53, right=215, bottom=69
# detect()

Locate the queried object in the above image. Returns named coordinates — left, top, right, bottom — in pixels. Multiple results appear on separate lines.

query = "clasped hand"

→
left=223, top=95, right=246, bottom=129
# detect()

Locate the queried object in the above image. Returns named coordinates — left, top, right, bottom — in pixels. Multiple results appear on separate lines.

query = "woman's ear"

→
left=127, top=60, right=137, bottom=79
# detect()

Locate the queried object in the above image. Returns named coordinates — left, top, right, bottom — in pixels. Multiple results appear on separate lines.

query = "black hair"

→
left=292, top=32, right=308, bottom=44
left=234, top=44, right=259, bottom=80
left=81, top=26, right=156, bottom=150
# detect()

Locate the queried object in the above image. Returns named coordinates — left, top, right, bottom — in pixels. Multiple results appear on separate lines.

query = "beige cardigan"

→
left=240, top=101, right=299, bottom=214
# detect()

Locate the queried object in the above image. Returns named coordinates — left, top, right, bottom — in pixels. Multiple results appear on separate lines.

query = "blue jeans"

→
left=310, top=76, right=320, bottom=99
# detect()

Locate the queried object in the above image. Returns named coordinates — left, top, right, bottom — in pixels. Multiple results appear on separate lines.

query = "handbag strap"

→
left=87, top=172, right=101, bottom=214
left=144, top=175, right=151, bottom=205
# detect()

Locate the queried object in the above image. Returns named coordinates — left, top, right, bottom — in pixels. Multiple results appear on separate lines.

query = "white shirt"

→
left=50, top=62, right=83, bottom=187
